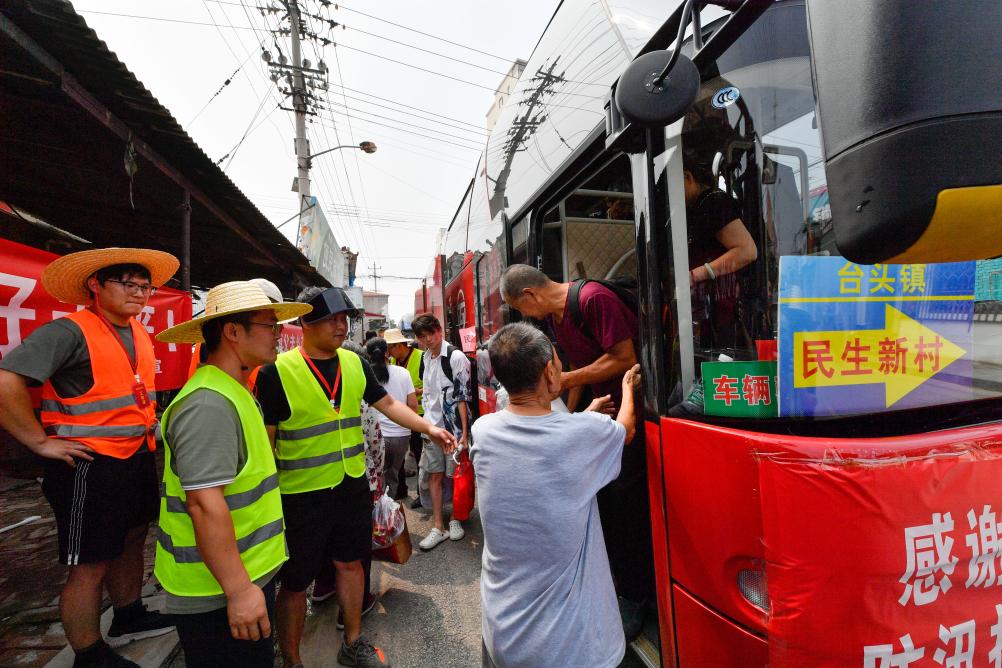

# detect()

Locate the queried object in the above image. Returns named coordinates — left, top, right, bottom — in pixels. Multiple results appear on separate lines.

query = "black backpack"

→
left=567, top=278, right=639, bottom=344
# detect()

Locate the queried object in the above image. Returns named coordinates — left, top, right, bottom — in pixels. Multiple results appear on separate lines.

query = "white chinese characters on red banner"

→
left=0, top=238, right=193, bottom=390
left=279, top=324, right=303, bottom=353
left=758, top=427, right=1002, bottom=667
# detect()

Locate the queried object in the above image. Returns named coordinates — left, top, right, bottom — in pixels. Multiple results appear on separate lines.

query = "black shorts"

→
left=278, top=476, right=373, bottom=592
left=41, top=449, right=159, bottom=565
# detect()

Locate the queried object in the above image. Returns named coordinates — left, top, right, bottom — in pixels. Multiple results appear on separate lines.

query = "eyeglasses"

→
left=106, top=279, right=157, bottom=295
left=248, top=321, right=283, bottom=335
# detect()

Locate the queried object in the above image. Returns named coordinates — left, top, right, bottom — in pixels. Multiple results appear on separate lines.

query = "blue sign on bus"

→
left=777, top=257, right=976, bottom=417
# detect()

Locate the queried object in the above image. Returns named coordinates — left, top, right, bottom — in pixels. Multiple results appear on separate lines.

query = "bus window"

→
left=540, top=206, right=563, bottom=282
left=538, top=155, right=636, bottom=286
left=510, top=216, right=529, bottom=266
left=658, top=0, right=1002, bottom=418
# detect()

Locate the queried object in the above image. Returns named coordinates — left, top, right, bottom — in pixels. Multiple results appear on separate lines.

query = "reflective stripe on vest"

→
left=155, top=365, right=287, bottom=598
left=274, top=347, right=366, bottom=494
left=161, top=472, right=280, bottom=515
left=40, top=310, right=157, bottom=459
left=157, top=517, right=285, bottom=564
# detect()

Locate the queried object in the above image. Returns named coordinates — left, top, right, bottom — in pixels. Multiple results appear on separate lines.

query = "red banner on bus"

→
left=760, top=439, right=1002, bottom=667
left=0, top=238, right=193, bottom=390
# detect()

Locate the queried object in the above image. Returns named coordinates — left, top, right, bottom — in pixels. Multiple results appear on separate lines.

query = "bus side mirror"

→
left=614, top=49, right=700, bottom=129
left=808, top=0, right=1002, bottom=263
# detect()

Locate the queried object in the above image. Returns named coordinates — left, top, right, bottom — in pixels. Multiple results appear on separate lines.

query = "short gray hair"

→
left=488, top=322, right=553, bottom=394
left=500, top=264, right=549, bottom=301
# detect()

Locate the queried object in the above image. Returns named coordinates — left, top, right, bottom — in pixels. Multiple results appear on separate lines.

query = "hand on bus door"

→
left=585, top=394, right=616, bottom=416
left=622, top=364, right=642, bottom=393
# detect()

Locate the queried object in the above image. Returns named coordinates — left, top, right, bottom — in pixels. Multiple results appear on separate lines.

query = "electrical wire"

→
left=332, top=43, right=499, bottom=92
left=325, top=99, right=486, bottom=143
left=326, top=82, right=487, bottom=130
left=203, top=0, right=516, bottom=63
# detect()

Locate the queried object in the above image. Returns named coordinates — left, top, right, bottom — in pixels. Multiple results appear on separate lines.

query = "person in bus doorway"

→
left=254, top=287, right=456, bottom=668
left=154, top=281, right=312, bottom=668
left=0, top=248, right=179, bottom=668
left=384, top=328, right=424, bottom=502
left=411, top=313, right=472, bottom=550
left=472, top=322, right=641, bottom=668
left=499, top=263, right=653, bottom=640
left=682, top=150, right=758, bottom=352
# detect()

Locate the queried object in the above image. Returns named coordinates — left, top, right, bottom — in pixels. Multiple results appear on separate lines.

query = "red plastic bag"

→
left=452, top=449, right=475, bottom=521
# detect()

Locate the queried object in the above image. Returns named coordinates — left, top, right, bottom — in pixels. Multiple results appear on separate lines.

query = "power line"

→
left=318, top=116, right=482, bottom=152
left=326, top=82, right=487, bottom=130
left=331, top=2, right=514, bottom=63
left=326, top=99, right=486, bottom=143
left=76, top=9, right=256, bottom=30
left=332, top=22, right=510, bottom=78
left=329, top=90, right=488, bottom=135
left=186, top=55, right=250, bottom=126
left=203, top=0, right=515, bottom=63
left=333, top=43, right=499, bottom=92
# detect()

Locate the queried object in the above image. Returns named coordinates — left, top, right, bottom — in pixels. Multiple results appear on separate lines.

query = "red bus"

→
left=431, top=1, right=1002, bottom=665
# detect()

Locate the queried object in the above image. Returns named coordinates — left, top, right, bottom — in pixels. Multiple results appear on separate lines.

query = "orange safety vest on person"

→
left=188, top=342, right=261, bottom=390
left=40, top=309, right=157, bottom=458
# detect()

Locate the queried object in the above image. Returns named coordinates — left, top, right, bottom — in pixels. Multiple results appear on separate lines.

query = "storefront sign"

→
left=778, top=257, right=975, bottom=417
left=0, top=238, right=193, bottom=390
left=760, top=441, right=1002, bottom=667
left=701, top=360, right=778, bottom=418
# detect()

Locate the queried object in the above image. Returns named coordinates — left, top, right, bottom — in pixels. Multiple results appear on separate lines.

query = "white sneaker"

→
left=448, top=519, right=465, bottom=541
left=419, top=527, right=449, bottom=551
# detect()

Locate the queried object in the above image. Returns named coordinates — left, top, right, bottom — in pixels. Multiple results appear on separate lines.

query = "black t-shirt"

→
left=686, top=188, right=739, bottom=270
left=255, top=354, right=388, bottom=426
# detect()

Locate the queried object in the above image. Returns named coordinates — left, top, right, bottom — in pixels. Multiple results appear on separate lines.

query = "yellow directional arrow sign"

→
left=792, top=304, right=966, bottom=407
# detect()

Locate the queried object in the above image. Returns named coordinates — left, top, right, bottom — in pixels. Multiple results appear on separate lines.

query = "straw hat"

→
left=42, top=247, right=180, bottom=305
left=382, top=328, right=412, bottom=346
left=156, top=281, right=312, bottom=344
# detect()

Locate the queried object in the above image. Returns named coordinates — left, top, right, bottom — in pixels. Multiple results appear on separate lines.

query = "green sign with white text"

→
left=701, top=361, right=778, bottom=418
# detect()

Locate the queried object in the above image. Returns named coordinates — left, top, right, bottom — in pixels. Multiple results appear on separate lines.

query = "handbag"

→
left=452, top=449, right=475, bottom=521
left=372, top=513, right=413, bottom=564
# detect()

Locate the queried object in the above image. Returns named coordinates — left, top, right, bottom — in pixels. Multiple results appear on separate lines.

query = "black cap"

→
left=301, top=287, right=359, bottom=323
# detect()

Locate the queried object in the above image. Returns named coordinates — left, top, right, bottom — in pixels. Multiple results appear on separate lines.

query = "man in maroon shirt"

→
left=500, top=264, right=654, bottom=640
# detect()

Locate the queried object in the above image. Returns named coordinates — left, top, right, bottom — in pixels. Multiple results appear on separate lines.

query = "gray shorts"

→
left=419, top=437, right=456, bottom=476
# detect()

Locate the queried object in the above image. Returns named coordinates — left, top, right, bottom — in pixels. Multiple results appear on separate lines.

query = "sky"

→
left=70, top=0, right=558, bottom=321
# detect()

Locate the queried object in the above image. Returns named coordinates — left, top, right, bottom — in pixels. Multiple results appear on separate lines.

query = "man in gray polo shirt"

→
left=472, top=322, right=640, bottom=668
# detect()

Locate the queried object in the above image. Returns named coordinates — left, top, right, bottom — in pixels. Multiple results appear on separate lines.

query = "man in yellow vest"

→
left=154, top=281, right=312, bottom=667
left=255, top=287, right=456, bottom=668
left=384, top=328, right=423, bottom=501
left=0, top=248, right=178, bottom=668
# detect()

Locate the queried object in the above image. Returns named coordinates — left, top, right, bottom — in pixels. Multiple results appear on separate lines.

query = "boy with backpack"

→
left=411, top=313, right=472, bottom=550
left=499, top=264, right=654, bottom=641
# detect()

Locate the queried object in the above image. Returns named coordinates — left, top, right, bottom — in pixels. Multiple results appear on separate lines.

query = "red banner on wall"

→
left=0, top=238, right=193, bottom=390
left=760, top=437, right=1002, bottom=667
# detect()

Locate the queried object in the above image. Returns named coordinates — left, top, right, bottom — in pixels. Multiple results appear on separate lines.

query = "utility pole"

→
left=370, top=260, right=382, bottom=292
left=286, top=0, right=311, bottom=204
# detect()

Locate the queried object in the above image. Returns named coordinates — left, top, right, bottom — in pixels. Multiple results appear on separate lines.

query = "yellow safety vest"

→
left=155, top=365, right=287, bottom=598
left=395, top=348, right=424, bottom=415
left=274, top=347, right=366, bottom=494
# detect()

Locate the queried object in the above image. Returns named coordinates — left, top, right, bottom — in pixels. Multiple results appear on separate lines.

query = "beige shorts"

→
left=419, top=437, right=456, bottom=476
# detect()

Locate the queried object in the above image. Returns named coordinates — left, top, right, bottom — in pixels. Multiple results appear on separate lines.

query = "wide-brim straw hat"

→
left=383, top=328, right=412, bottom=345
left=42, top=247, right=180, bottom=305
left=156, top=281, right=312, bottom=344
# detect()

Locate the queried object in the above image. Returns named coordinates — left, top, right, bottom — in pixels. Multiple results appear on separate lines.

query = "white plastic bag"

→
left=371, top=490, right=406, bottom=550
